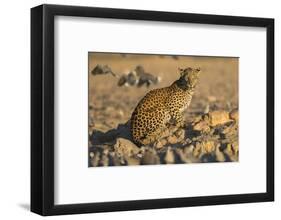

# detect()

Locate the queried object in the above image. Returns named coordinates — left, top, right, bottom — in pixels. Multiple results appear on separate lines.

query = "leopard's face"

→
left=179, top=67, right=201, bottom=89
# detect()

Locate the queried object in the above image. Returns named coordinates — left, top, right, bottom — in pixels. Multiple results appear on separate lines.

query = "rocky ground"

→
left=88, top=53, right=239, bottom=167
left=89, top=109, right=238, bottom=166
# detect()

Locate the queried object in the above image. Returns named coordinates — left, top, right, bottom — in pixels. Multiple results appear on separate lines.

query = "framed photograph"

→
left=31, top=4, right=274, bottom=216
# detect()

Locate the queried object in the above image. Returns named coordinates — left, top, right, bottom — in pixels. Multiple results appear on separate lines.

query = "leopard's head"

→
left=177, top=67, right=201, bottom=90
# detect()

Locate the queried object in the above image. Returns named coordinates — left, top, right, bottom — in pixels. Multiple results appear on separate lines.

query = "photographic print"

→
left=31, top=5, right=274, bottom=215
left=88, top=52, right=239, bottom=167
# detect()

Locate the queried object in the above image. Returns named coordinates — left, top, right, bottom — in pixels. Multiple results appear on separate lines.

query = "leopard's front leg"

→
left=170, top=109, right=185, bottom=128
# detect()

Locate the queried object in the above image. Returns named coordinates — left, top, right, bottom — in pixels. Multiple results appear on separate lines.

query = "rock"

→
left=165, top=147, right=175, bottom=164
left=93, top=123, right=110, bottom=133
left=203, top=103, right=210, bottom=114
left=109, top=152, right=121, bottom=166
left=215, top=145, right=225, bottom=162
left=120, top=157, right=126, bottom=165
left=229, top=109, right=239, bottom=121
left=231, top=141, right=239, bottom=156
left=183, top=145, right=194, bottom=155
left=117, top=109, right=124, bottom=117
left=224, top=143, right=233, bottom=157
left=208, top=110, right=232, bottom=126
left=141, top=149, right=160, bottom=165
left=160, top=128, right=171, bottom=138
left=103, top=148, right=109, bottom=155
left=175, top=148, right=192, bottom=163
left=193, top=142, right=202, bottom=158
left=98, top=148, right=110, bottom=166
left=223, top=142, right=238, bottom=162
left=201, top=141, right=216, bottom=154
left=207, top=95, right=217, bottom=102
left=167, top=135, right=179, bottom=144
left=193, top=121, right=210, bottom=133
left=174, top=129, right=185, bottom=141
left=89, top=117, right=95, bottom=127
left=155, top=138, right=167, bottom=149
left=91, top=64, right=115, bottom=76
left=100, top=154, right=109, bottom=166
left=105, top=106, right=115, bottom=113
left=192, top=141, right=216, bottom=158
left=192, top=115, right=202, bottom=124
left=114, top=138, right=140, bottom=157
left=155, top=141, right=164, bottom=149
left=139, top=146, right=147, bottom=155
left=125, top=156, right=140, bottom=166
left=221, top=124, right=234, bottom=134
left=161, top=138, right=168, bottom=146
left=89, top=152, right=95, bottom=158
left=90, top=151, right=100, bottom=167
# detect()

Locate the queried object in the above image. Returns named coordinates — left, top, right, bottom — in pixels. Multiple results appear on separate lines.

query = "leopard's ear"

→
left=195, top=68, right=201, bottom=76
left=178, top=68, right=184, bottom=76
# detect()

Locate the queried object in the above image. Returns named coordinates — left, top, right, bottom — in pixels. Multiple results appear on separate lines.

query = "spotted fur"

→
left=130, top=67, right=201, bottom=145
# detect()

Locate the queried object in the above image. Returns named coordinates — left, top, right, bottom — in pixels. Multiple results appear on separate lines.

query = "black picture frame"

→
left=31, top=4, right=274, bottom=216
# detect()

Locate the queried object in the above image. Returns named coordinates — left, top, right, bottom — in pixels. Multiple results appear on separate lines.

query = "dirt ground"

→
left=88, top=53, right=239, bottom=167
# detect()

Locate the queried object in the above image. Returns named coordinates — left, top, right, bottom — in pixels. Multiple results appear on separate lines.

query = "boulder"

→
left=208, top=110, right=232, bottom=126
left=114, top=138, right=140, bottom=157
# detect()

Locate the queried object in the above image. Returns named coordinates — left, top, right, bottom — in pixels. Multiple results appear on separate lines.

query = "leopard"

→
left=130, top=67, right=201, bottom=146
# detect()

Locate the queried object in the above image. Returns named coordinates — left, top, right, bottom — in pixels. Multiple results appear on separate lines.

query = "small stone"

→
left=125, top=156, right=140, bottom=166
left=161, top=138, right=168, bottom=145
left=204, top=103, right=210, bottom=114
left=215, top=145, right=225, bottom=162
left=89, top=152, right=94, bottom=158
left=183, top=145, right=194, bottom=155
left=193, top=142, right=202, bottom=158
left=193, top=121, right=210, bottom=132
left=137, top=153, right=143, bottom=158
left=141, top=149, right=160, bottom=165
left=100, top=154, right=109, bottom=166
left=109, top=152, right=121, bottom=166
left=201, top=141, right=216, bottom=153
left=203, top=114, right=209, bottom=122
left=175, top=148, right=191, bottom=163
left=224, top=143, right=233, bottom=157
left=207, top=95, right=217, bottom=102
left=120, top=157, right=126, bottom=165
left=169, top=125, right=180, bottom=135
left=165, top=147, right=175, bottom=164
left=117, top=110, right=124, bottom=117
left=105, top=106, right=115, bottom=113
left=155, top=139, right=166, bottom=149
left=90, top=151, right=100, bottom=167
left=208, top=111, right=232, bottom=126
left=160, top=128, right=170, bottom=138
left=229, top=109, right=239, bottom=121
left=167, top=135, right=178, bottom=144
left=174, top=129, right=185, bottom=141
left=139, top=146, right=147, bottom=155
left=221, top=124, right=233, bottom=134
left=224, top=143, right=238, bottom=162
left=231, top=141, right=239, bottom=156
left=103, top=148, right=109, bottom=155
left=192, top=115, right=202, bottom=123
left=93, top=124, right=111, bottom=133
